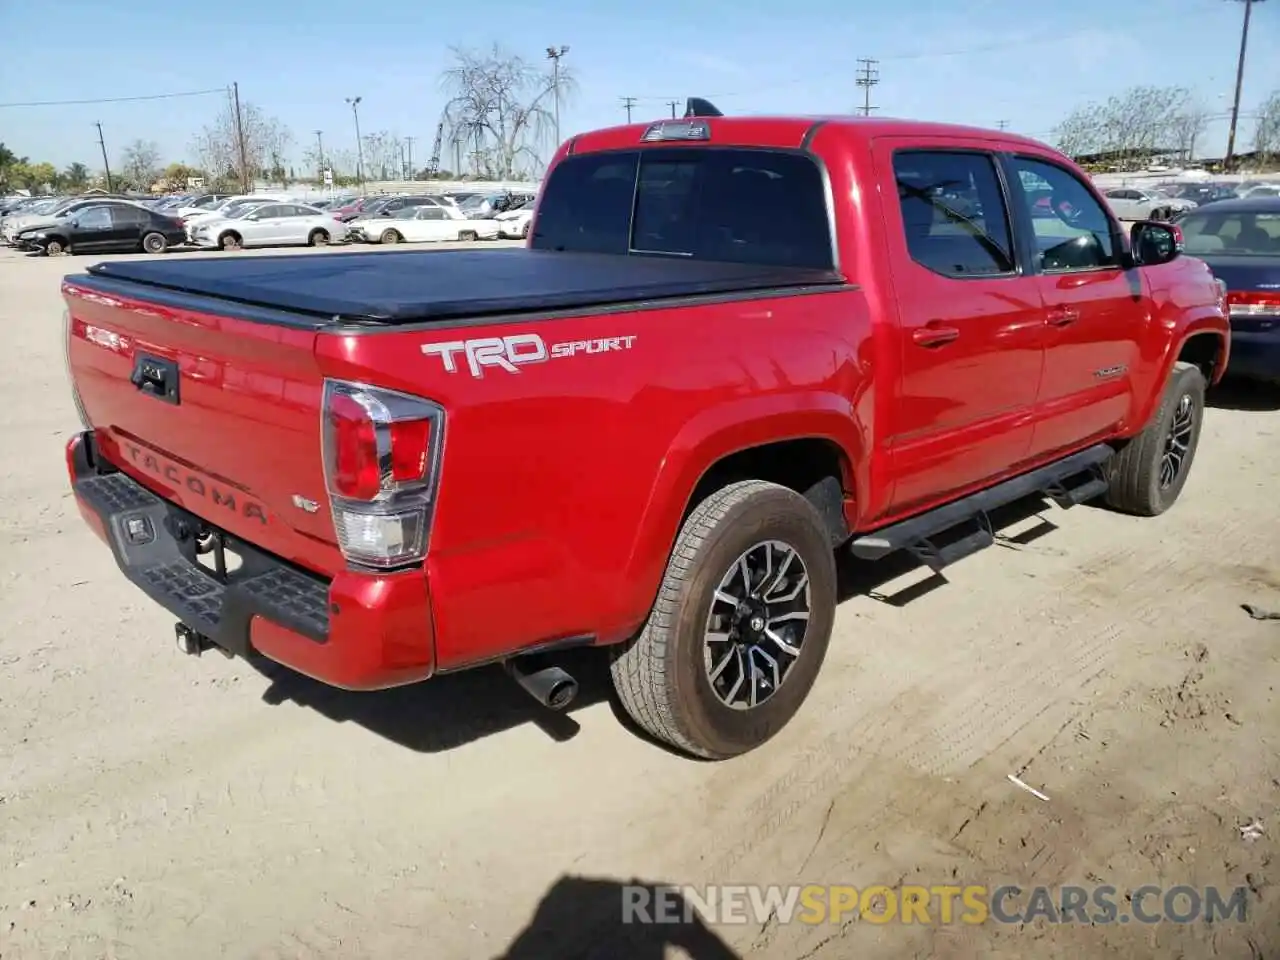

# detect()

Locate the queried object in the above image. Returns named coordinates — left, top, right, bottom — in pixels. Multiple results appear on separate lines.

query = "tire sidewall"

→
left=1145, top=365, right=1206, bottom=512
left=664, top=487, right=836, bottom=758
left=381, top=230, right=399, bottom=244
left=142, top=232, right=165, bottom=254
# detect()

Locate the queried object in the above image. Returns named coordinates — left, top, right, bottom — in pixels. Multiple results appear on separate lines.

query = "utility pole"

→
left=405, top=136, right=415, bottom=180
left=232, top=82, right=250, bottom=192
left=313, top=130, right=324, bottom=183
left=855, top=58, right=880, bottom=116
left=621, top=96, right=637, bottom=123
left=546, top=45, right=569, bottom=145
left=346, top=96, right=364, bottom=193
left=94, top=122, right=113, bottom=192
left=453, top=137, right=463, bottom=178
left=997, top=119, right=1009, bottom=130
left=1225, top=0, right=1265, bottom=170
left=667, top=100, right=679, bottom=119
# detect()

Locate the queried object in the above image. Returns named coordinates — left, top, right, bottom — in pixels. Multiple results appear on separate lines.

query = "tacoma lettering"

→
left=122, top=443, right=266, bottom=525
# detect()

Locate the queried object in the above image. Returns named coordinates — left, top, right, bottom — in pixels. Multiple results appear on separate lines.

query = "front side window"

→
left=531, top=147, right=834, bottom=270
left=892, top=150, right=1015, bottom=278
left=77, top=206, right=112, bottom=229
left=1009, top=157, right=1118, bottom=272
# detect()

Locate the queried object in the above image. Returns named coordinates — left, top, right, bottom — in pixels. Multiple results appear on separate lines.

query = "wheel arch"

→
left=616, top=394, right=863, bottom=635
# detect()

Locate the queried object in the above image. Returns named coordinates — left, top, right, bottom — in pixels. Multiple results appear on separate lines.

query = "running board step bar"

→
left=850, top=443, right=1115, bottom=571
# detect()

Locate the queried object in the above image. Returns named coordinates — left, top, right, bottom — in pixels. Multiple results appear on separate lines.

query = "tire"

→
left=610, top=479, right=837, bottom=759
left=520, top=221, right=530, bottom=239
left=219, top=232, right=241, bottom=251
left=308, top=229, right=329, bottom=247
left=43, top=238, right=66, bottom=256
left=141, top=232, right=167, bottom=254
left=380, top=229, right=401, bottom=244
left=459, top=230, right=478, bottom=242
left=1103, top=361, right=1206, bottom=516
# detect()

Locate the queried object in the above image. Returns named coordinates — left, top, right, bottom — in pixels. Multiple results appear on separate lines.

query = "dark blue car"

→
left=1179, top=197, right=1280, bottom=384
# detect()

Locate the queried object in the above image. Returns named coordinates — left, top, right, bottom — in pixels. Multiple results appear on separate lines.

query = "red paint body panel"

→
left=61, top=115, right=1230, bottom=689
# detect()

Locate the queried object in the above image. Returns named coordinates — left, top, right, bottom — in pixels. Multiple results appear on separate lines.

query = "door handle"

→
left=1047, top=306, right=1080, bottom=327
left=912, top=323, right=960, bottom=347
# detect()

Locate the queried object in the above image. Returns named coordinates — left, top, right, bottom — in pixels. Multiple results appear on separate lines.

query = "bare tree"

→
left=190, top=96, right=292, bottom=190
left=1053, top=85, right=1207, bottom=169
left=1254, top=88, right=1280, bottom=161
left=360, top=131, right=399, bottom=181
left=439, top=44, right=575, bottom=179
left=119, top=139, right=161, bottom=191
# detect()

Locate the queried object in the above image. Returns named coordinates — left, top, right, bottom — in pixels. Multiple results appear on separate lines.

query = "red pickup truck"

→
left=61, top=104, right=1229, bottom=759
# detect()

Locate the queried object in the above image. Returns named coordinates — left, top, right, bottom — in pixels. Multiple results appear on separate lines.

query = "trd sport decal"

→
left=421, top=333, right=637, bottom=378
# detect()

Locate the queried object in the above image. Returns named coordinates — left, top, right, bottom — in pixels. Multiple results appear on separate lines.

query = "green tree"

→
left=63, top=162, right=91, bottom=190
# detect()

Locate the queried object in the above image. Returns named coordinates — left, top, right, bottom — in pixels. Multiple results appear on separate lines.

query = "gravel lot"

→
left=1, top=242, right=1279, bottom=960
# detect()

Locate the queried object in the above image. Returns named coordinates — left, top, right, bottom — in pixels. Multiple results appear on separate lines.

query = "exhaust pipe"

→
left=506, top=658, right=578, bottom=711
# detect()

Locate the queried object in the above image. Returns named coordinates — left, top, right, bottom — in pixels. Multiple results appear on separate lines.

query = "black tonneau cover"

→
left=84, top=249, right=845, bottom=324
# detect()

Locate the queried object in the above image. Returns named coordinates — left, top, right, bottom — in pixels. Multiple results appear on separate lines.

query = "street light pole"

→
left=346, top=96, right=365, bottom=193
left=546, top=45, right=569, bottom=146
left=1225, top=0, right=1266, bottom=170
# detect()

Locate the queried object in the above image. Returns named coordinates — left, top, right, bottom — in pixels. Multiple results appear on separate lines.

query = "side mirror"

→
left=1130, top=220, right=1182, bottom=267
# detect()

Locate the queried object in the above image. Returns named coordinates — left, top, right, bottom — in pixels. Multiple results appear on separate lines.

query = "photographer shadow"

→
left=496, top=874, right=742, bottom=960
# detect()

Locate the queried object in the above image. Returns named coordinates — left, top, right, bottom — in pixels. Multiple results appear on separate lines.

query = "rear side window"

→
left=531, top=148, right=834, bottom=270
left=892, top=151, right=1015, bottom=278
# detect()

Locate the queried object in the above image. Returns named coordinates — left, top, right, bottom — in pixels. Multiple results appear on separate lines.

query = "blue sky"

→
left=1, top=0, right=1277, bottom=171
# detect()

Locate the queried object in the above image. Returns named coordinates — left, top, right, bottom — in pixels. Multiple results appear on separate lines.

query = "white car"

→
left=494, top=200, right=535, bottom=239
left=182, top=197, right=277, bottom=242
left=349, top=204, right=500, bottom=244
left=190, top=202, right=349, bottom=250
left=1101, top=187, right=1197, bottom=221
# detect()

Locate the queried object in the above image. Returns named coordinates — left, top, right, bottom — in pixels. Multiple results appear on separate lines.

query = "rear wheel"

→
left=1103, top=361, right=1205, bottom=516
left=380, top=229, right=402, bottom=244
left=219, top=232, right=242, bottom=251
left=610, top=480, right=837, bottom=759
left=308, top=229, right=329, bottom=247
left=459, top=230, right=478, bottom=242
left=141, top=232, right=167, bottom=254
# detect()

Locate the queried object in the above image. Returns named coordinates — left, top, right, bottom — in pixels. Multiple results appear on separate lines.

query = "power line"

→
left=0, top=87, right=226, bottom=109
left=855, top=58, right=879, bottom=116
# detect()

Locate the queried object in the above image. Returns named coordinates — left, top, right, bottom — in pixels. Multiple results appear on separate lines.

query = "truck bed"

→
left=83, top=248, right=846, bottom=325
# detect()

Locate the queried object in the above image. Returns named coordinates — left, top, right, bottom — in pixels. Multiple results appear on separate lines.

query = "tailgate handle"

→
left=130, top=354, right=181, bottom=405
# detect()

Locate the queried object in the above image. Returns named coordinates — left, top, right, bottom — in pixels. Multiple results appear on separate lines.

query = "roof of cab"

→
left=566, top=115, right=1055, bottom=156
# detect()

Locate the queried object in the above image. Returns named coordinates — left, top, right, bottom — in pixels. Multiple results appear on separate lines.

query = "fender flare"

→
left=616, top=391, right=866, bottom=624
left=1127, top=312, right=1228, bottom=433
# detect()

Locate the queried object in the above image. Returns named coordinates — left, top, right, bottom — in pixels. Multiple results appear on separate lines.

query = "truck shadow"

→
left=249, top=494, right=1065, bottom=755
left=1206, top=377, right=1280, bottom=412
left=248, top=644, right=615, bottom=753
left=495, top=874, right=742, bottom=960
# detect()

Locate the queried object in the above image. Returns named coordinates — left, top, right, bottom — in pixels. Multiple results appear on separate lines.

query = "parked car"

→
left=3, top=195, right=146, bottom=244
left=189, top=201, right=348, bottom=250
left=15, top=202, right=187, bottom=256
left=1179, top=196, right=1280, bottom=384
left=1173, top=183, right=1239, bottom=207
left=1102, top=187, right=1197, bottom=221
left=494, top=199, right=535, bottom=239
left=349, top=203, right=499, bottom=243
left=60, top=107, right=1227, bottom=759
left=1242, top=185, right=1280, bottom=200
left=182, top=197, right=280, bottom=241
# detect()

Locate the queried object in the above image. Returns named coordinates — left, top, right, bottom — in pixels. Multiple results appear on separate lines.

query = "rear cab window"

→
left=530, top=147, right=835, bottom=270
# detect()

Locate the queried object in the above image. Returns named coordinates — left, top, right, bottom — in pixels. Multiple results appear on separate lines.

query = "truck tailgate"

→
left=64, top=280, right=340, bottom=575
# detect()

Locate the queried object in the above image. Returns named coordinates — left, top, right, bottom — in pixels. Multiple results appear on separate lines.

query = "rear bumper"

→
left=1226, top=330, right=1280, bottom=383
left=67, top=430, right=436, bottom=690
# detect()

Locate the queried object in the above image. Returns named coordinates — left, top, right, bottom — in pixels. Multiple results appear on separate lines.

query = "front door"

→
left=70, top=205, right=116, bottom=251
left=874, top=141, right=1046, bottom=513
left=1003, top=155, right=1149, bottom=457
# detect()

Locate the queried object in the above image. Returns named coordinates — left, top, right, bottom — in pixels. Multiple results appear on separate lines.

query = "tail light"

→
left=321, top=379, right=444, bottom=570
left=1226, top=290, right=1280, bottom=320
left=62, top=306, right=90, bottom=428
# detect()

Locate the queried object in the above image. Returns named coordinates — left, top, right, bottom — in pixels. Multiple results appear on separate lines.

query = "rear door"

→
left=107, top=204, right=148, bottom=250
left=1003, top=154, right=1148, bottom=458
left=873, top=142, right=1045, bottom=511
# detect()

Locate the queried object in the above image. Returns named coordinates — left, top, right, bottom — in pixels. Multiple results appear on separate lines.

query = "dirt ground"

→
left=1, top=242, right=1278, bottom=960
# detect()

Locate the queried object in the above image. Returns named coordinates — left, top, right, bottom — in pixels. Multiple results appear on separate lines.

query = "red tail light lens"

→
left=1227, top=290, right=1280, bottom=318
left=321, top=380, right=444, bottom=569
